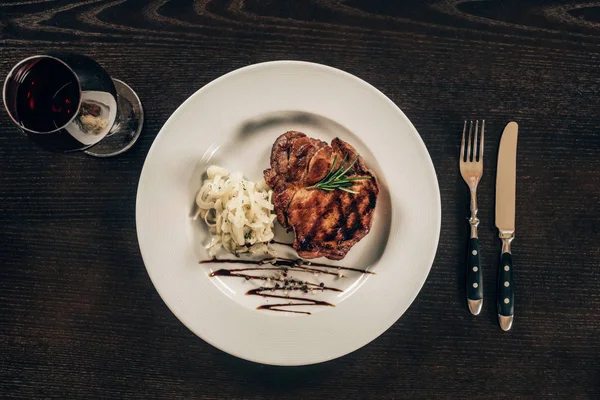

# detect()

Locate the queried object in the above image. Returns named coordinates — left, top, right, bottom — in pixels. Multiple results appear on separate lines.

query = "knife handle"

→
left=497, top=238, right=514, bottom=331
left=466, top=238, right=483, bottom=315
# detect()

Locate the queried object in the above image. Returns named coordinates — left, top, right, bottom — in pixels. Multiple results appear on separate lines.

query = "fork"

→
left=460, top=120, right=485, bottom=316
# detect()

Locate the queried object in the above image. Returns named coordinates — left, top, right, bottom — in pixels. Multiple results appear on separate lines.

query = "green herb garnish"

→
left=308, top=154, right=371, bottom=194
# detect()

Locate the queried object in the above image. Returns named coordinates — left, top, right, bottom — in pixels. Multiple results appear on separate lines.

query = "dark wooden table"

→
left=2, top=1, right=600, bottom=398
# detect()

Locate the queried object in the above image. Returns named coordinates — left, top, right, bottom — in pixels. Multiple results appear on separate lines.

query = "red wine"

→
left=4, top=53, right=124, bottom=153
left=15, top=58, right=80, bottom=132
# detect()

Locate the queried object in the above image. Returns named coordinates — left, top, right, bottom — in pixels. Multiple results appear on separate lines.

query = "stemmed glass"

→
left=3, top=52, right=143, bottom=157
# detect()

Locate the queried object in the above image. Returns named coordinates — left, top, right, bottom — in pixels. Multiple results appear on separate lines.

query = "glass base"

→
left=84, top=79, right=143, bottom=157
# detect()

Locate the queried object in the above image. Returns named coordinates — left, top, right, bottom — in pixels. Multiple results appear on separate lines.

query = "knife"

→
left=495, top=121, right=518, bottom=331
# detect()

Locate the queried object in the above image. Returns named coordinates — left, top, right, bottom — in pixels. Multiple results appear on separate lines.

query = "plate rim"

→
left=136, top=60, right=441, bottom=365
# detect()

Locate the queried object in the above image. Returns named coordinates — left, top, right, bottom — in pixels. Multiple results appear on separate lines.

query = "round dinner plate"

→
left=136, top=61, right=441, bottom=366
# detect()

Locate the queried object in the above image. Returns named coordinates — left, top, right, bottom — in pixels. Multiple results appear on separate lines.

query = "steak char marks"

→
left=264, top=131, right=379, bottom=260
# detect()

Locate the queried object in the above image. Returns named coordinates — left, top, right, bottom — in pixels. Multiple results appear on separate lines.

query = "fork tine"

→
left=460, top=121, right=466, bottom=161
left=466, top=120, right=473, bottom=162
left=479, top=120, right=485, bottom=162
left=474, top=120, right=479, bottom=161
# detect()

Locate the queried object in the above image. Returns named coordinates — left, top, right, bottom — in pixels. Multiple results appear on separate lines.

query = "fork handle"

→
left=466, top=237, right=483, bottom=315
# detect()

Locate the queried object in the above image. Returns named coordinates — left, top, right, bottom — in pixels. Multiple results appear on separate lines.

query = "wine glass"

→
left=2, top=52, right=143, bottom=157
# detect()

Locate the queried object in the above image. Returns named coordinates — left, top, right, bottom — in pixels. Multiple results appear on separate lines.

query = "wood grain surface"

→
left=1, top=0, right=600, bottom=398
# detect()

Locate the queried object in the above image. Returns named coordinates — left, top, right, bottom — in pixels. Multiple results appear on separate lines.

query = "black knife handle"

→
left=466, top=238, right=483, bottom=302
left=497, top=251, right=514, bottom=330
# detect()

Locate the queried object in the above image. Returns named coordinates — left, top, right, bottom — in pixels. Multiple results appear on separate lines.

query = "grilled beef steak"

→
left=264, top=131, right=379, bottom=260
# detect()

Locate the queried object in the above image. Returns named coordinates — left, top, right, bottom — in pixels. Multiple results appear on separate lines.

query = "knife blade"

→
left=495, top=121, right=518, bottom=331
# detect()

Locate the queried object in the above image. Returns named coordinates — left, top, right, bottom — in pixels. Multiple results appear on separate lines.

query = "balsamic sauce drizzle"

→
left=199, top=257, right=375, bottom=275
left=248, top=288, right=335, bottom=315
left=200, top=257, right=373, bottom=315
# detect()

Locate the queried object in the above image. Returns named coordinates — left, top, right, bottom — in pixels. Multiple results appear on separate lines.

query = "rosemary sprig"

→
left=308, top=154, right=371, bottom=194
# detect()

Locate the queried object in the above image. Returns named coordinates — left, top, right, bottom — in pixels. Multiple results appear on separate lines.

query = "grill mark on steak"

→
left=264, top=131, right=379, bottom=260
left=272, top=186, right=298, bottom=228
left=344, top=207, right=364, bottom=241
left=343, top=196, right=361, bottom=242
left=310, top=194, right=341, bottom=244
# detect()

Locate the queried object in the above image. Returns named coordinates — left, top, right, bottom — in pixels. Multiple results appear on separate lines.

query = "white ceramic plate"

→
left=136, top=61, right=440, bottom=366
